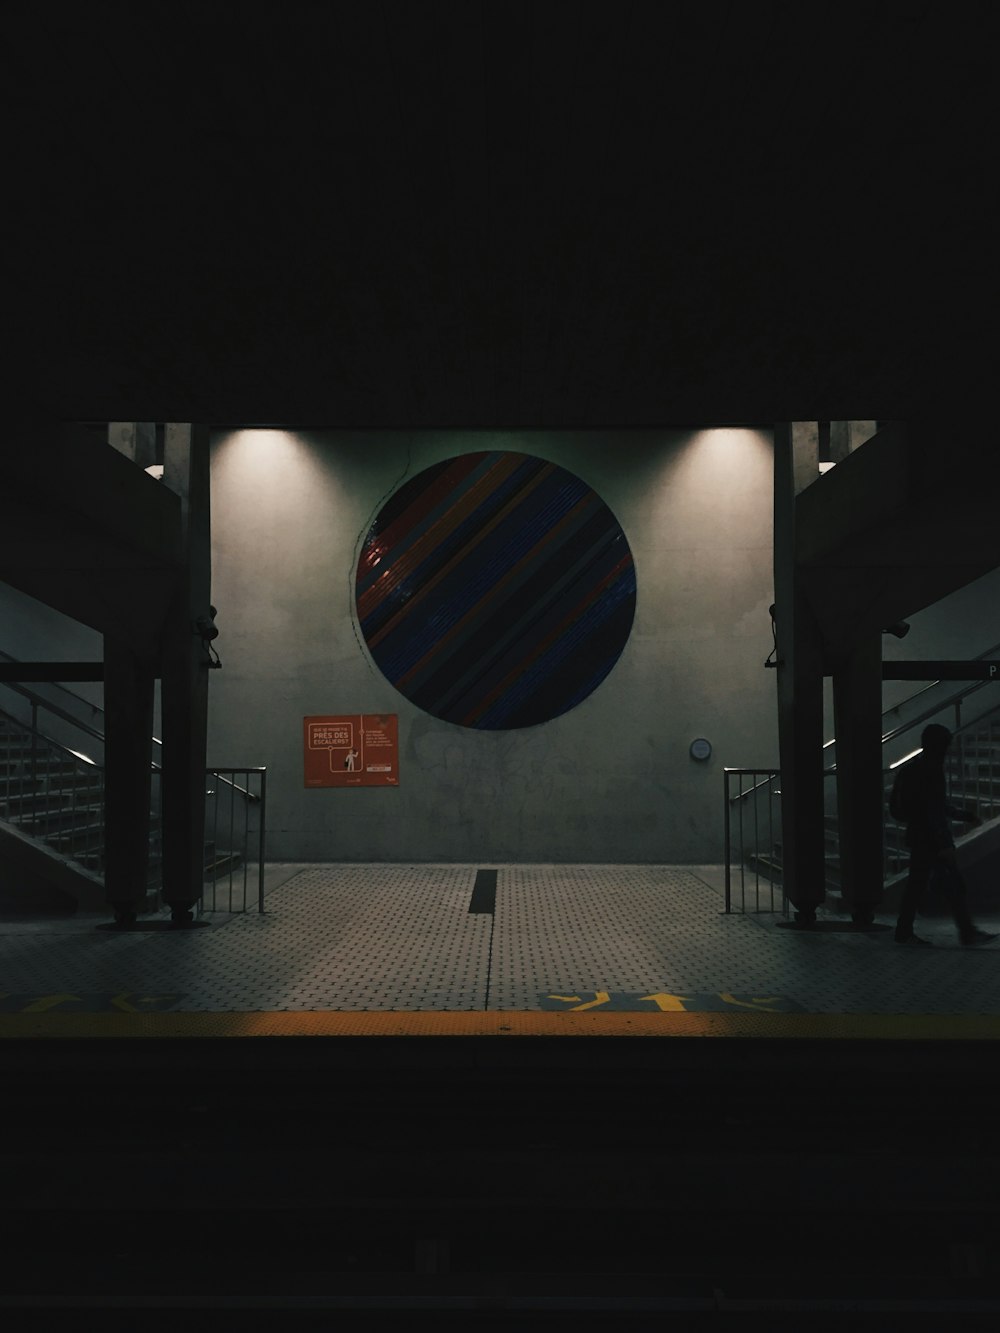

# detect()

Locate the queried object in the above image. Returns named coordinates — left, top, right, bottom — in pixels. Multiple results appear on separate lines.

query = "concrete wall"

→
left=207, top=428, right=777, bottom=861
left=5, top=429, right=993, bottom=865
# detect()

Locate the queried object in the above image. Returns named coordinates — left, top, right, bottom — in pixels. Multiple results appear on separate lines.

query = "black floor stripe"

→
left=468, top=868, right=497, bottom=914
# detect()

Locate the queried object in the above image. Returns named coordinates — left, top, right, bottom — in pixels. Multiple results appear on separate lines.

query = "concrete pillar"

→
left=792, top=421, right=819, bottom=488
left=159, top=424, right=211, bottom=920
left=103, top=639, right=155, bottom=923
left=827, top=420, right=877, bottom=459
left=832, top=634, right=884, bottom=924
left=849, top=420, right=877, bottom=451
left=774, top=424, right=827, bottom=921
left=829, top=421, right=852, bottom=464
left=109, top=422, right=157, bottom=471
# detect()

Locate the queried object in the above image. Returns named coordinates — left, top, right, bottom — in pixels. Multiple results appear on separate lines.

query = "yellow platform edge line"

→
left=3, top=1011, right=1000, bottom=1039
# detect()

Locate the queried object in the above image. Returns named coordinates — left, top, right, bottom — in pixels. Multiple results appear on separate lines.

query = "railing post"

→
left=258, top=768, right=267, bottom=914
left=30, top=701, right=37, bottom=792
left=231, top=777, right=238, bottom=910
left=103, top=639, right=155, bottom=921
left=723, top=771, right=732, bottom=913
left=753, top=777, right=761, bottom=911
left=29, top=701, right=37, bottom=832
left=772, top=785, right=781, bottom=912
left=832, top=634, right=883, bottom=924
left=242, top=769, right=250, bottom=913
left=70, top=765, right=77, bottom=863
left=211, top=770, right=220, bottom=910
left=737, top=774, right=746, bottom=912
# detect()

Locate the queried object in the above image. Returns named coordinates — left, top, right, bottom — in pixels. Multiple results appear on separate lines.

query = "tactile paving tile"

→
left=1, top=865, right=489, bottom=1013
left=488, top=865, right=1000, bottom=1015
left=491, top=865, right=771, bottom=1003
left=2, top=864, right=1000, bottom=1016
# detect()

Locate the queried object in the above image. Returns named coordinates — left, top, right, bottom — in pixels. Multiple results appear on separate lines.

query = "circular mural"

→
left=355, top=452, right=637, bottom=729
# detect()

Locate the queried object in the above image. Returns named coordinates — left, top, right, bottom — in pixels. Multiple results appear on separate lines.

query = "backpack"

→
left=889, top=764, right=914, bottom=823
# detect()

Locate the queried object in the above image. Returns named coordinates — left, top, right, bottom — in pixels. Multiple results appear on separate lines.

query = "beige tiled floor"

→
left=1, top=863, right=999, bottom=1017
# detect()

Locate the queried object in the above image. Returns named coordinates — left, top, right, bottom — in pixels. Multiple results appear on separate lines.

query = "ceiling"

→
left=3, top=2, right=991, bottom=431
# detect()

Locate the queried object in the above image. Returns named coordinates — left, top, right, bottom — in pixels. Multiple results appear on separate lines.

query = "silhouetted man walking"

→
left=894, top=724, right=995, bottom=947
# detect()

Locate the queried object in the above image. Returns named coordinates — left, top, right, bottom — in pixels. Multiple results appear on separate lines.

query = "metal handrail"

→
left=0, top=704, right=101, bottom=768
left=723, top=767, right=785, bottom=914
left=203, top=767, right=268, bottom=913
left=0, top=648, right=107, bottom=711
left=0, top=705, right=107, bottom=870
left=0, top=678, right=107, bottom=747
left=867, top=640, right=1000, bottom=749
left=214, top=773, right=260, bottom=802
left=2, top=710, right=268, bottom=911
left=730, top=652, right=1000, bottom=806
left=731, top=764, right=831, bottom=805
left=0, top=651, right=261, bottom=801
left=879, top=678, right=996, bottom=748
left=0, top=648, right=161, bottom=747
left=877, top=641, right=1000, bottom=722
left=725, top=708, right=1000, bottom=906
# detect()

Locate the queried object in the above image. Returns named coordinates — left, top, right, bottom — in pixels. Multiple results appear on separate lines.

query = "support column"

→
left=832, top=634, right=884, bottom=924
left=773, top=424, right=827, bottom=921
left=109, top=422, right=157, bottom=470
left=103, top=639, right=155, bottom=924
left=159, top=424, right=211, bottom=921
left=829, top=421, right=852, bottom=464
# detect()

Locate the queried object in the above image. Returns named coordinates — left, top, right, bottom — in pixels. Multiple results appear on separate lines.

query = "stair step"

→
left=206, top=856, right=245, bottom=878
left=40, top=821, right=105, bottom=846
left=0, top=784, right=105, bottom=811
left=0, top=736, right=82, bottom=755
left=5, top=803, right=105, bottom=831
left=0, top=758, right=97, bottom=777
left=27, top=846, right=235, bottom=877
left=4, top=812, right=161, bottom=845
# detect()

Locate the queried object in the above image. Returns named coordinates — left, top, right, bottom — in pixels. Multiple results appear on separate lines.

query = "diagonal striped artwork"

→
left=355, top=452, right=637, bottom=729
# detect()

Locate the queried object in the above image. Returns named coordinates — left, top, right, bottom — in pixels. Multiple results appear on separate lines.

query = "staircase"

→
left=0, top=716, right=106, bottom=865
left=0, top=709, right=111, bottom=911
left=729, top=656, right=1000, bottom=914
left=0, top=697, right=245, bottom=916
left=878, top=714, right=1000, bottom=916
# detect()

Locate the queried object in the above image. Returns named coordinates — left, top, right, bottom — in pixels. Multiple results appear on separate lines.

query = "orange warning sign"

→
left=304, top=715, right=399, bottom=787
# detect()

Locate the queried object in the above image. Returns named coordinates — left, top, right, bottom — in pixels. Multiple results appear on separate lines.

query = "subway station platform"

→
left=5, top=867, right=1000, bottom=1321
left=2, top=863, right=999, bottom=1039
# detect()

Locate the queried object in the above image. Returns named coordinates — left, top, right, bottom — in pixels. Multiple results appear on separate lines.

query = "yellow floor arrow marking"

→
left=639, top=992, right=692, bottom=1012
left=111, top=994, right=177, bottom=1012
left=22, top=994, right=83, bottom=1012
left=569, top=991, right=611, bottom=1011
left=718, top=992, right=781, bottom=1011
left=547, top=995, right=582, bottom=1004
left=111, top=993, right=146, bottom=1013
